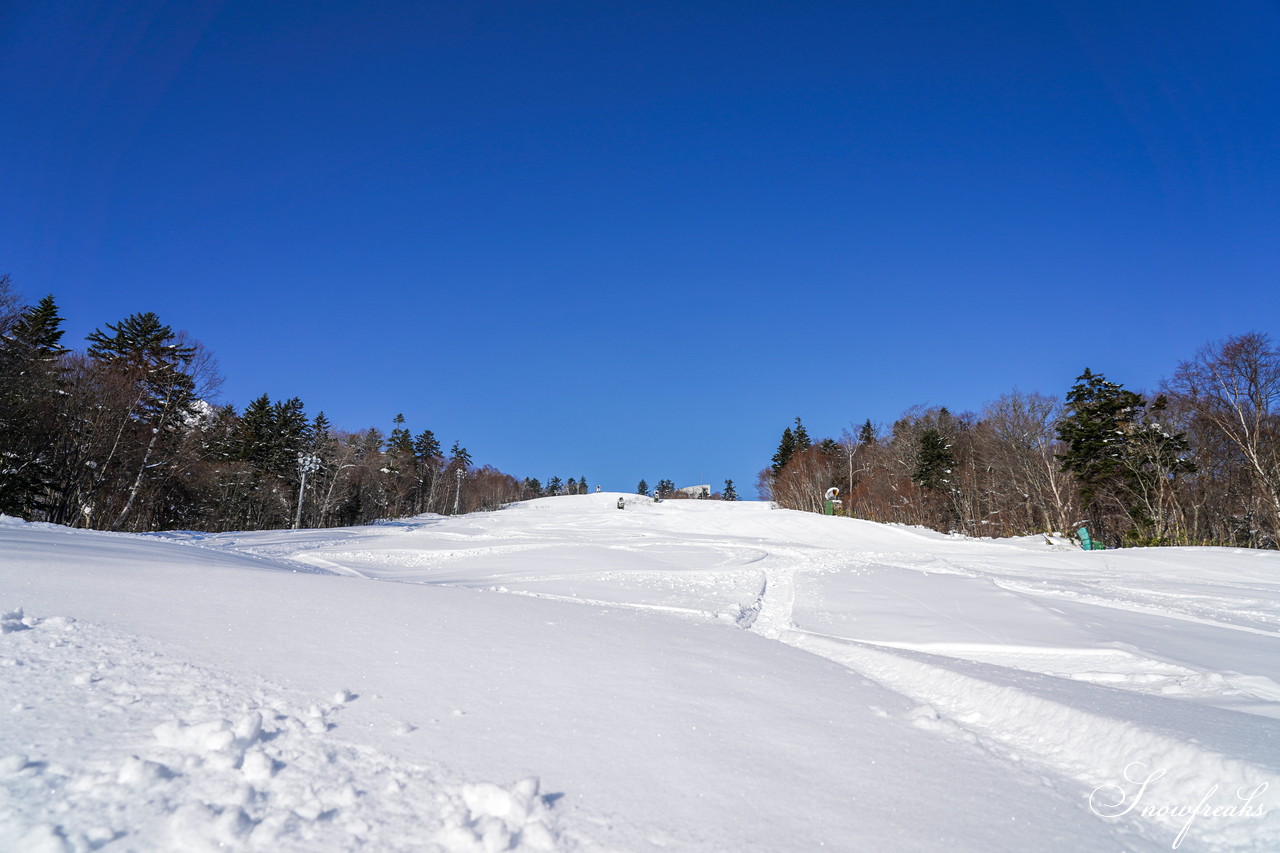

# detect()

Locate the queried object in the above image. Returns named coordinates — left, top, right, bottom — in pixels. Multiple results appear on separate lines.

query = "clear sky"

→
left=3, top=1, right=1278, bottom=496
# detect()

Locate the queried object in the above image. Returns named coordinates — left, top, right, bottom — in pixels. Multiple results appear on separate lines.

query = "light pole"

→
left=294, top=453, right=321, bottom=529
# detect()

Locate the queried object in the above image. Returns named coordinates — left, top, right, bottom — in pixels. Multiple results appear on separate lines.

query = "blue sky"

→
left=3, top=1, right=1278, bottom=496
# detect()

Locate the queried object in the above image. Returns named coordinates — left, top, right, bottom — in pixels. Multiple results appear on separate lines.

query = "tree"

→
left=236, top=394, right=278, bottom=473
left=84, top=312, right=212, bottom=530
left=793, top=417, right=812, bottom=452
left=637, top=479, right=648, bottom=496
left=6, top=294, right=68, bottom=358
left=857, top=419, right=877, bottom=445
left=387, top=414, right=413, bottom=457
left=655, top=479, right=675, bottom=498
left=413, top=429, right=442, bottom=463
left=0, top=294, right=70, bottom=516
left=722, top=479, right=738, bottom=501
left=1058, top=368, right=1193, bottom=542
left=1166, top=333, right=1280, bottom=546
left=912, top=428, right=954, bottom=491
left=413, top=428, right=443, bottom=513
left=0, top=274, right=21, bottom=338
left=771, top=427, right=795, bottom=476
left=1057, top=369, right=1146, bottom=511
left=771, top=417, right=811, bottom=477
left=982, top=391, right=1075, bottom=535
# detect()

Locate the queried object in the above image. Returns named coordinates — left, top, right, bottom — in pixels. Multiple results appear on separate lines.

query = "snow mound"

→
left=0, top=610, right=568, bottom=852
left=436, top=777, right=561, bottom=852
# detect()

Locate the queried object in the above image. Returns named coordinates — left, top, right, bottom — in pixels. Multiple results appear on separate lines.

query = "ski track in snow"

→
left=0, top=609, right=572, bottom=853
left=267, top=506, right=1280, bottom=849
left=724, top=543, right=1280, bottom=850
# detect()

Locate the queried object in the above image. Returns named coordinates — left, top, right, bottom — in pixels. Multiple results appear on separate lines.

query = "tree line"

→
left=761, top=332, right=1280, bottom=549
left=0, top=277, right=544, bottom=532
left=634, top=479, right=738, bottom=500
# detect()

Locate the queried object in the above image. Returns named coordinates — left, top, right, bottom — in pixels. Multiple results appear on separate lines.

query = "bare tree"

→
left=1166, top=333, right=1280, bottom=546
left=982, top=391, right=1076, bottom=535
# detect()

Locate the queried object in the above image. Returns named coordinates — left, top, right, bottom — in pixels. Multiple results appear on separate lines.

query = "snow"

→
left=2, top=495, right=1278, bottom=851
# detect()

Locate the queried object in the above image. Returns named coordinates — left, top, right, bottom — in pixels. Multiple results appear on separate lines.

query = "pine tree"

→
left=6, top=295, right=69, bottom=359
left=771, top=427, right=796, bottom=475
left=410, top=428, right=443, bottom=512
left=567, top=477, right=577, bottom=495
left=448, top=441, right=472, bottom=471
left=637, top=479, right=648, bottom=496
left=1058, top=369, right=1194, bottom=540
left=311, top=413, right=334, bottom=452
left=0, top=295, right=70, bottom=516
left=723, top=479, right=738, bottom=501
left=236, top=394, right=277, bottom=474
left=656, top=478, right=675, bottom=498
left=383, top=413, right=415, bottom=513
left=547, top=475, right=563, bottom=495
left=858, top=419, right=877, bottom=445
left=272, top=397, right=310, bottom=479
left=387, top=414, right=413, bottom=457
left=579, top=474, right=588, bottom=494
left=85, top=312, right=201, bottom=529
left=1057, top=368, right=1147, bottom=510
left=912, top=428, right=955, bottom=491
left=413, top=429, right=442, bottom=464
left=793, top=417, right=812, bottom=452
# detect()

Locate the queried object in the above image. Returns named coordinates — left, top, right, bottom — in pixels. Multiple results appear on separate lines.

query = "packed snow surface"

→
left=3, top=494, right=1279, bottom=851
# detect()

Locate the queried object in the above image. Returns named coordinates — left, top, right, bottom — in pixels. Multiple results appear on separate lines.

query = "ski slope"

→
left=3, top=494, right=1278, bottom=851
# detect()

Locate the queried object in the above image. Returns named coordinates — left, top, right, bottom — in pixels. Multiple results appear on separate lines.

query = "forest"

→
left=4, top=275, right=1278, bottom=548
left=0, top=276, right=587, bottom=532
left=762, top=334, right=1280, bottom=549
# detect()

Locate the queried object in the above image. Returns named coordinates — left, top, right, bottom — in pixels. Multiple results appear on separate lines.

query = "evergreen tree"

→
left=413, top=429, right=442, bottom=464
left=6, top=295, right=69, bottom=359
left=1057, top=369, right=1147, bottom=510
left=579, top=474, right=588, bottom=494
left=912, top=428, right=955, bottom=491
left=567, top=477, right=577, bottom=495
left=235, top=394, right=279, bottom=474
left=656, top=478, right=675, bottom=498
left=409, top=428, right=443, bottom=512
left=771, top=427, right=796, bottom=475
left=310, top=413, right=333, bottom=452
left=85, top=312, right=201, bottom=529
left=723, top=479, right=738, bottom=501
left=793, top=417, right=812, bottom=452
left=637, top=479, right=648, bottom=496
left=448, top=441, right=472, bottom=471
left=387, top=413, right=413, bottom=457
left=0, top=295, right=70, bottom=516
left=1058, top=369, right=1194, bottom=539
left=858, top=419, right=877, bottom=445
left=272, top=397, right=310, bottom=475
left=547, top=475, right=563, bottom=495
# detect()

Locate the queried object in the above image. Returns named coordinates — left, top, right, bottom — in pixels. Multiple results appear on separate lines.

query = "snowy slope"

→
left=2, top=495, right=1278, bottom=852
